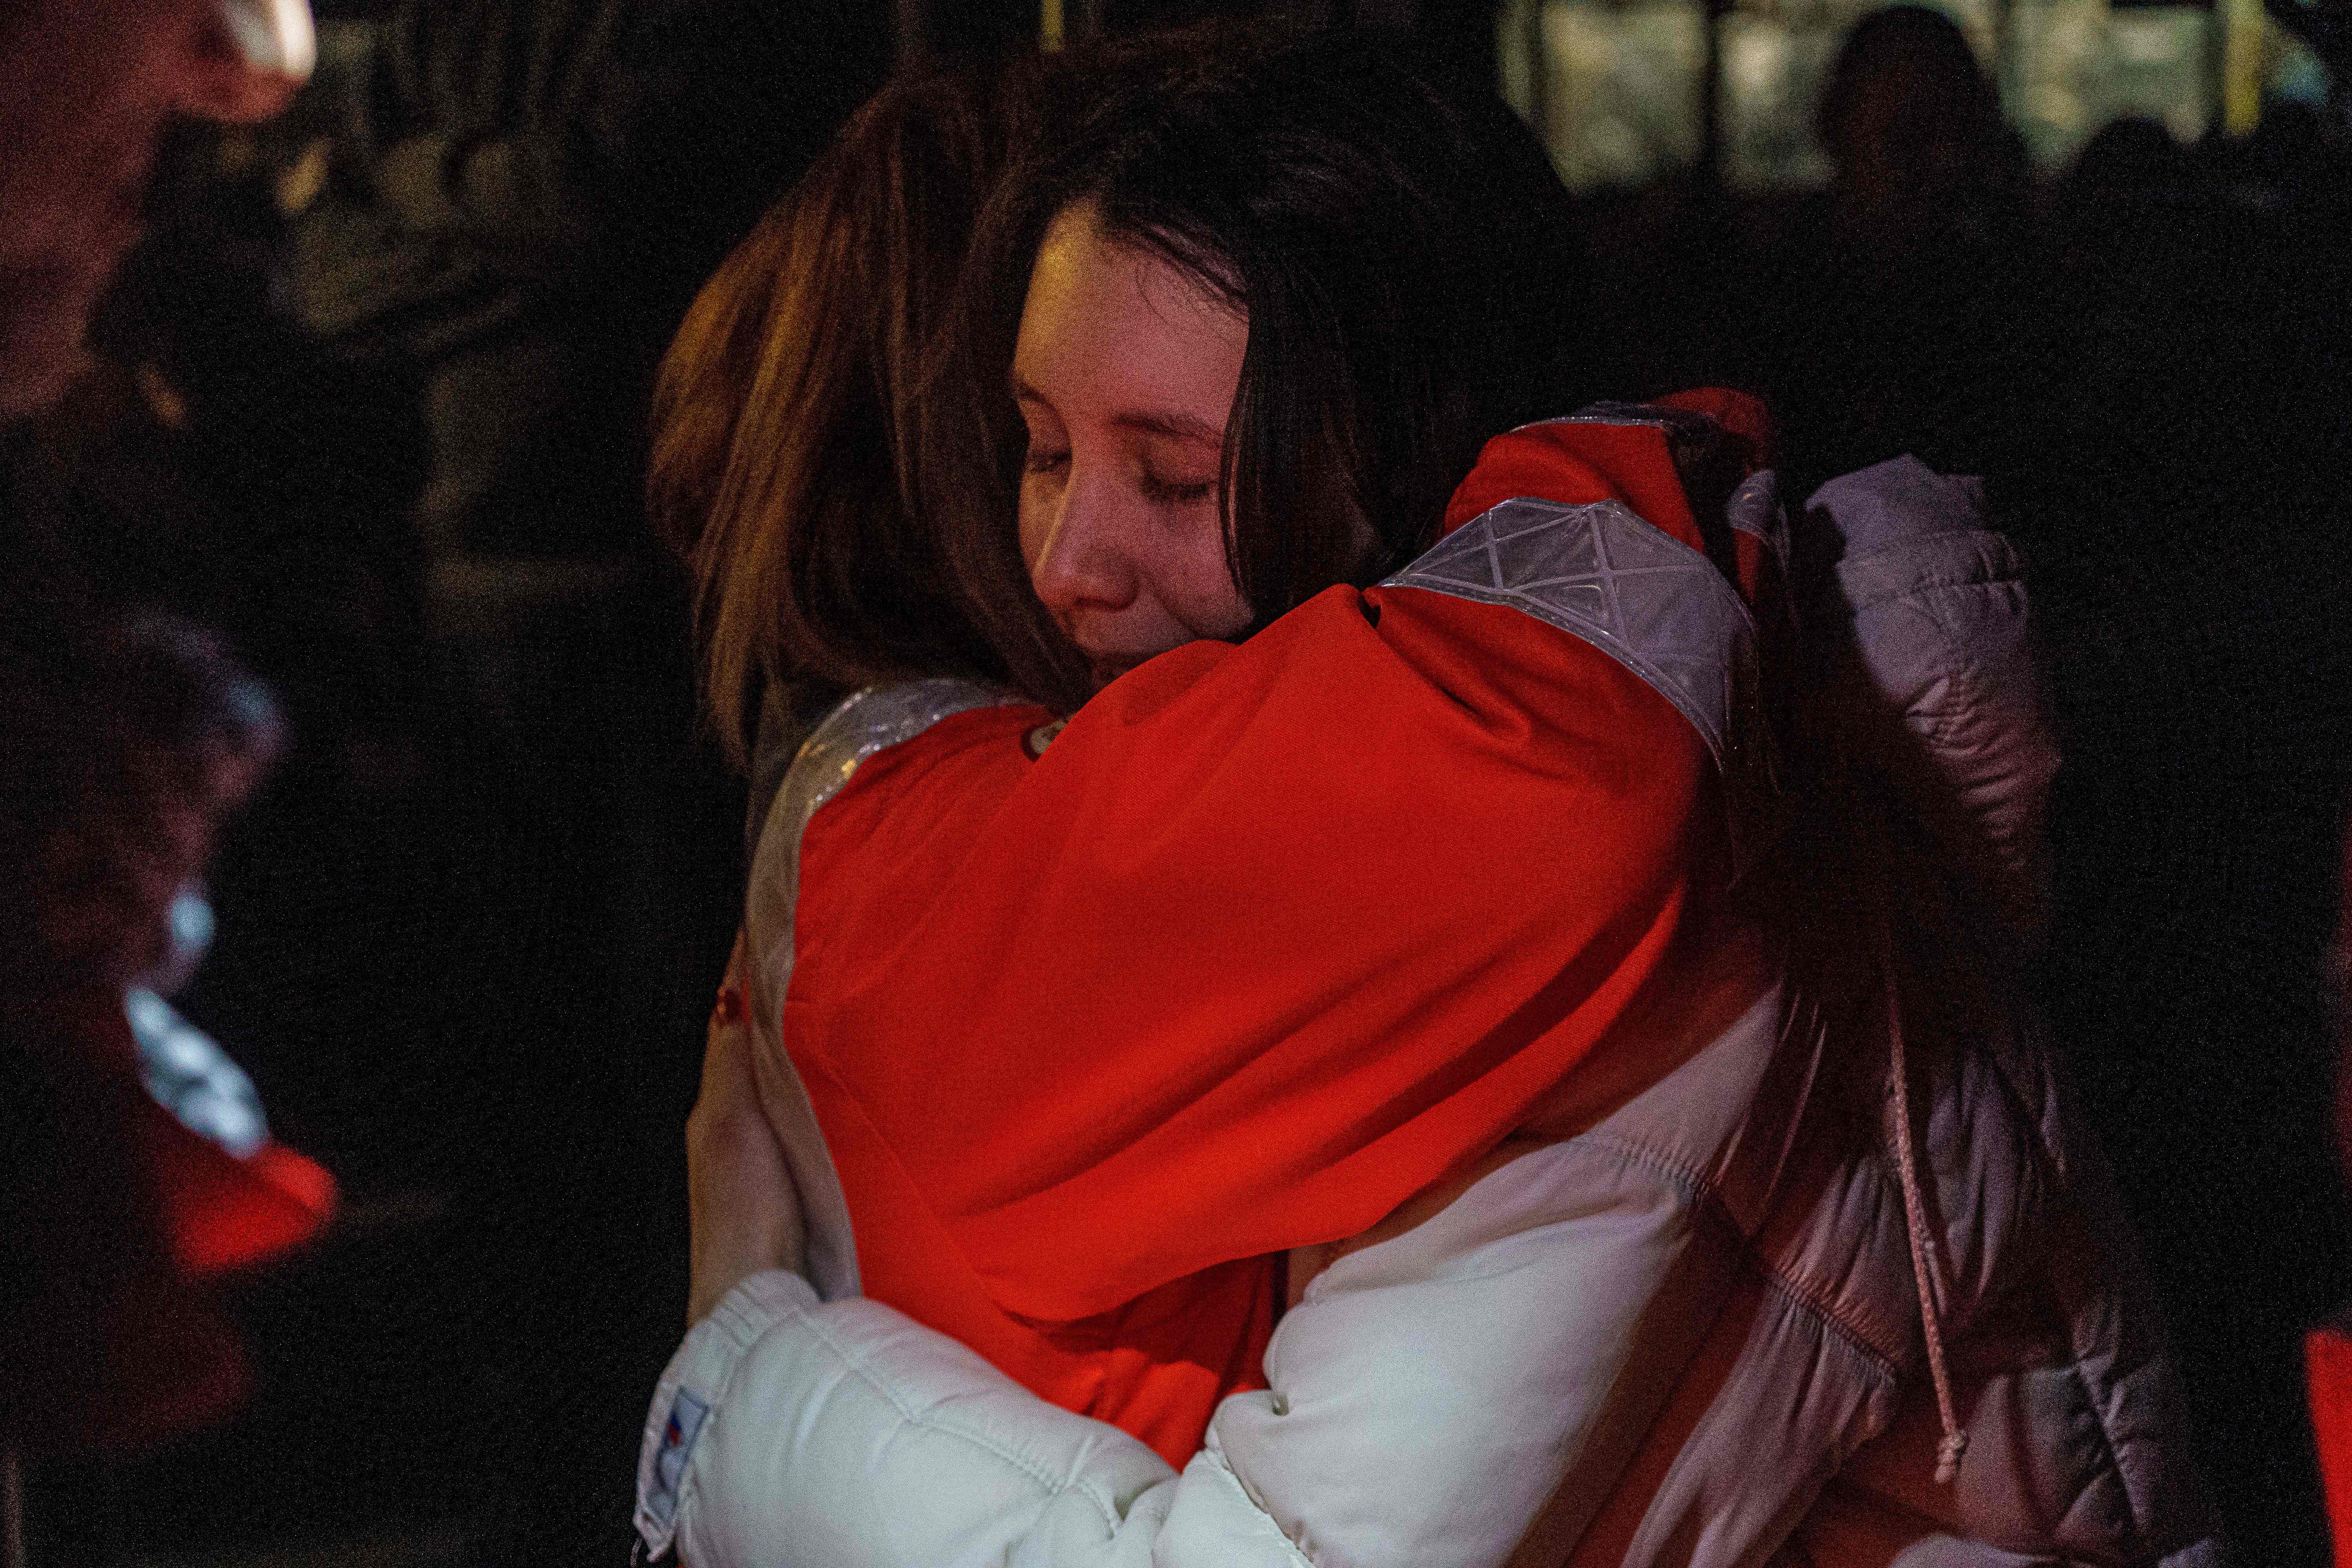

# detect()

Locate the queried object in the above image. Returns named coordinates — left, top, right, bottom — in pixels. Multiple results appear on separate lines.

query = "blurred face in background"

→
left=1828, top=59, right=1981, bottom=212
left=1817, top=12, right=2006, bottom=247
left=0, top=0, right=311, bottom=417
left=1013, top=200, right=1252, bottom=691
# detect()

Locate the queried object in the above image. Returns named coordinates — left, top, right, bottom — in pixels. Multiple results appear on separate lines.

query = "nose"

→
left=179, top=0, right=314, bottom=123
left=1027, top=474, right=1138, bottom=621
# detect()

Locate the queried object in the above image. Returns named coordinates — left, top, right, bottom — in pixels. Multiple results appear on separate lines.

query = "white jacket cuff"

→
left=640, top=1270, right=1307, bottom=1568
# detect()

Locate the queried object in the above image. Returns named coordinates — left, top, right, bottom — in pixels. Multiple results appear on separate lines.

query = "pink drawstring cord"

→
left=1878, top=907, right=1969, bottom=1486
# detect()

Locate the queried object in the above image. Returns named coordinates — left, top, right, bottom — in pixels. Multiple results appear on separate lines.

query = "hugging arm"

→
left=648, top=950, right=1789, bottom=1568
left=641, top=419, right=1764, bottom=1565
left=659, top=953, right=1303, bottom=1567
left=684, top=932, right=804, bottom=1325
left=641, top=1075, right=1778, bottom=1568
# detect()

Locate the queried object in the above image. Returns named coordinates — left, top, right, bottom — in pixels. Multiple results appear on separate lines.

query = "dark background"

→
left=13, top=0, right=2351, bottom=1561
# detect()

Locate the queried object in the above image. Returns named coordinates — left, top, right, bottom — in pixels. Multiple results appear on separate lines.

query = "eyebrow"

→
left=1009, top=371, right=1224, bottom=447
left=1110, top=410, right=1223, bottom=445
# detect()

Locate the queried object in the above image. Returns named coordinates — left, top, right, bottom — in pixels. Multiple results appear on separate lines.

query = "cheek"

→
left=1164, top=523, right=1251, bottom=640
left=1016, top=498, right=1040, bottom=576
left=1016, top=478, right=1054, bottom=580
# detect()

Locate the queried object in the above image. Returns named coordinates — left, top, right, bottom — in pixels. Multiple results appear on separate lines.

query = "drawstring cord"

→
left=1876, top=904, right=1969, bottom=1486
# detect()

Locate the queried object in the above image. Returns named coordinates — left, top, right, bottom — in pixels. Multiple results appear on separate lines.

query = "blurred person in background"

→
left=0, top=571, right=335, bottom=1514
left=0, top=5, right=911, bottom=1556
left=15, top=1, right=897, bottom=1555
left=2, top=2, right=330, bottom=1556
left=279, top=0, right=890, bottom=878
left=0, top=0, right=312, bottom=421
left=261, top=0, right=895, bottom=1375
left=1740, top=4, right=2051, bottom=500
left=2003, top=69, right=2352, bottom=1567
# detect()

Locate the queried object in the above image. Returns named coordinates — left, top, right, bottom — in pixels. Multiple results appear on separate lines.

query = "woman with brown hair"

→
left=646, top=63, right=1038, bottom=837
left=642, top=59, right=1064, bottom=1333
left=640, top=28, right=2213, bottom=1568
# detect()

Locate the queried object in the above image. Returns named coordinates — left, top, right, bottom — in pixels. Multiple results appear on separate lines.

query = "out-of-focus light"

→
left=220, top=0, right=317, bottom=83
left=129, top=986, right=269, bottom=1158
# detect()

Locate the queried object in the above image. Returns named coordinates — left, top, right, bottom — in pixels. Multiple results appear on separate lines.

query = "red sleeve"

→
left=787, top=422, right=1724, bottom=1324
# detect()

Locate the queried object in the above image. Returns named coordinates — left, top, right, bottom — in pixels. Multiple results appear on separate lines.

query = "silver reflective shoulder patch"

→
left=784, top=679, right=1021, bottom=831
left=1382, top=497, right=1773, bottom=871
left=742, top=678, right=1020, bottom=1300
left=1384, top=498, right=1757, bottom=772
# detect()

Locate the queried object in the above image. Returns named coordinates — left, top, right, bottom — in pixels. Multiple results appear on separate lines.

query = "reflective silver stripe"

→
left=1528, top=403, right=1793, bottom=590
left=1537, top=401, right=1726, bottom=477
left=776, top=679, right=1019, bottom=848
left=743, top=678, right=1018, bottom=1301
left=1381, top=496, right=1772, bottom=871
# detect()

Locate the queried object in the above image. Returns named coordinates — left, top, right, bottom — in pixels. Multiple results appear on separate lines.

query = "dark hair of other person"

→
left=648, top=65, right=1054, bottom=769
left=934, top=24, right=1603, bottom=715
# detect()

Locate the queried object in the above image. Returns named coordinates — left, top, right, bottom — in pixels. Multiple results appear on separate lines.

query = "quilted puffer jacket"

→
left=636, top=452, right=2219, bottom=1568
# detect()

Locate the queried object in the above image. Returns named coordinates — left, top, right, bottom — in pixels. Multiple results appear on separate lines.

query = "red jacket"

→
left=777, top=401, right=1773, bottom=1465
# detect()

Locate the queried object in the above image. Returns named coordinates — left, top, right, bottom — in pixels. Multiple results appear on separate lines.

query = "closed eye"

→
left=1140, top=469, right=1214, bottom=505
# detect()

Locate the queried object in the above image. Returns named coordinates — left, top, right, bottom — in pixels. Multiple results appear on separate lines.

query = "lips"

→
left=1061, top=630, right=1152, bottom=690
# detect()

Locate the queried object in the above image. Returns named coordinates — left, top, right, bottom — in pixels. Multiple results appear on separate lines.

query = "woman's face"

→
left=1013, top=200, right=1250, bottom=690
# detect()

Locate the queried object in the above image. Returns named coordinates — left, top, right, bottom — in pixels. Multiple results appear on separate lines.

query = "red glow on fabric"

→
left=144, top=1105, right=336, bottom=1276
left=11, top=997, right=331, bottom=1454
left=2310, top=1326, right=2352, bottom=1565
left=780, top=410, right=1753, bottom=1462
left=1443, top=419, right=1707, bottom=546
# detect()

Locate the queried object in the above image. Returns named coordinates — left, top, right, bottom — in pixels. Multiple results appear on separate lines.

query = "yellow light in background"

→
left=2222, top=0, right=2265, bottom=135
left=1044, top=0, right=1065, bottom=51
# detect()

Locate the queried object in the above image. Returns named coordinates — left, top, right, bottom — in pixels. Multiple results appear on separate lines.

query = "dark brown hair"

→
left=935, top=25, right=1601, bottom=713
left=649, top=66, right=1045, bottom=767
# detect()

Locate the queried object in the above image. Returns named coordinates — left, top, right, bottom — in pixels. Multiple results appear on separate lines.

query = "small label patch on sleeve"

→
left=646, top=1388, right=710, bottom=1529
left=1024, top=718, right=1069, bottom=759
